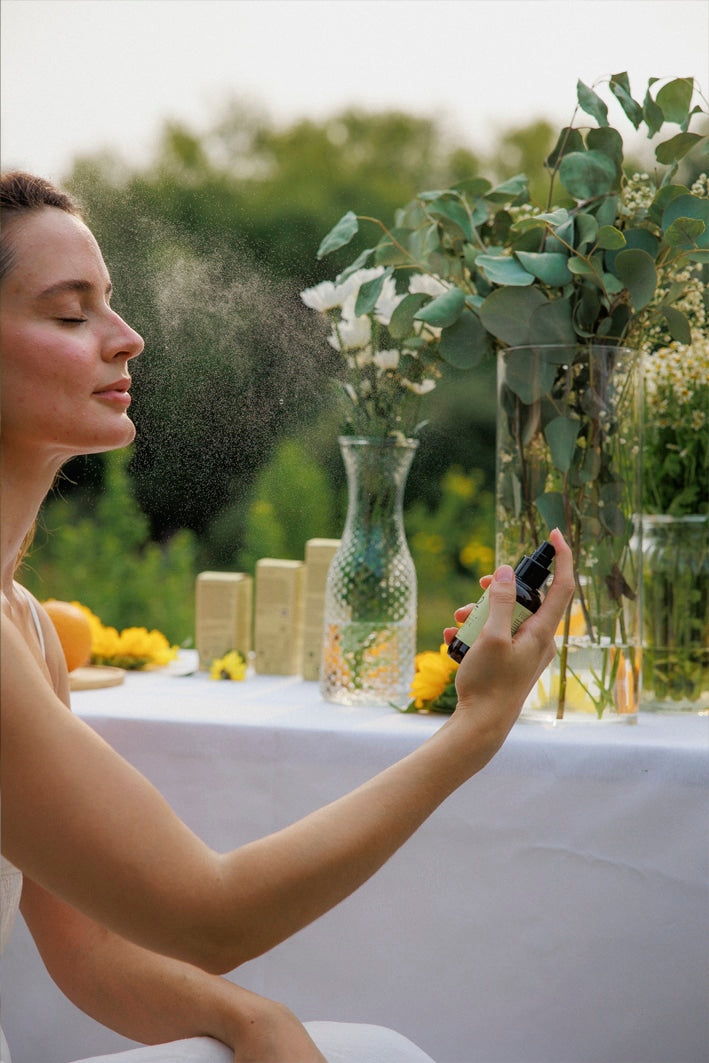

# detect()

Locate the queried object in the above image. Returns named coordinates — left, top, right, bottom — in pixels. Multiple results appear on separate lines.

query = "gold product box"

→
left=195, top=571, right=253, bottom=670
left=301, top=538, right=340, bottom=681
left=253, top=559, right=305, bottom=675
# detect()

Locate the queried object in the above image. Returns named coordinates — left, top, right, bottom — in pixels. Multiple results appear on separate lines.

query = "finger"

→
left=481, top=564, right=517, bottom=641
left=452, top=603, right=475, bottom=624
left=525, top=528, right=575, bottom=641
left=479, top=574, right=493, bottom=590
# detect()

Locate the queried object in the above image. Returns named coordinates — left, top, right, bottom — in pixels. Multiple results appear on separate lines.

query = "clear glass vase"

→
left=320, top=436, right=418, bottom=706
left=496, top=345, right=643, bottom=723
left=641, top=514, right=709, bottom=712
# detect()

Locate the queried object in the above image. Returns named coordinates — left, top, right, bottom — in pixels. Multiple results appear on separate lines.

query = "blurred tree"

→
left=21, top=450, right=197, bottom=643
left=65, top=102, right=488, bottom=548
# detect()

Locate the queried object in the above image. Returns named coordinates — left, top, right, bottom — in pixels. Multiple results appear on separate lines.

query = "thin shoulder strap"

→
left=21, top=588, right=47, bottom=661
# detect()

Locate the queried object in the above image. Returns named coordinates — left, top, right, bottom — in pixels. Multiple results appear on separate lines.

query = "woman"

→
left=0, top=171, right=574, bottom=1063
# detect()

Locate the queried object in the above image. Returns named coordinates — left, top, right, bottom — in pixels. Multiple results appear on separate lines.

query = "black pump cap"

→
left=515, top=540, right=555, bottom=590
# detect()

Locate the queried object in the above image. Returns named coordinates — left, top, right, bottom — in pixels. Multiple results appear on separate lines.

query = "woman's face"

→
left=0, top=206, right=144, bottom=465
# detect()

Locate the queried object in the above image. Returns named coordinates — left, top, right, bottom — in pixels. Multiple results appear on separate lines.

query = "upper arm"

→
left=1, top=620, right=226, bottom=962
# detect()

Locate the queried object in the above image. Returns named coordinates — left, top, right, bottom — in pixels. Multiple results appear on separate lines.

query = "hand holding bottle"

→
left=443, top=528, right=574, bottom=737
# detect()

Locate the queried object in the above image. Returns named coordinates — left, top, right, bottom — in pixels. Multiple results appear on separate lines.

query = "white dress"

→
left=0, top=855, right=23, bottom=1063
left=2, top=593, right=435, bottom=1063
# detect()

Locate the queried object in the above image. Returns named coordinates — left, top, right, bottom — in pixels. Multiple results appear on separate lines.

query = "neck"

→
left=1, top=445, right=61, bottom=593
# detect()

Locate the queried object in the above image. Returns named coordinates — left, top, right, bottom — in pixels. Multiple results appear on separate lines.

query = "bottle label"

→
left=454, top=591, right=534, bottom=650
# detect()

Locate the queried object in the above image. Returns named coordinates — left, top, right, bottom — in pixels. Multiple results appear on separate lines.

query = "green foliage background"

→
left=22, top=97, right=705, bottom=652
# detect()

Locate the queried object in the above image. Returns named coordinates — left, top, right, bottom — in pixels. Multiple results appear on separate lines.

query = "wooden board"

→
left=69, top=666, right=125, bottom=691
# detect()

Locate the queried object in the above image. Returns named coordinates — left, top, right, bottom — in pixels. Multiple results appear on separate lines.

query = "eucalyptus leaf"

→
left=515, top=251, right=573, bottom=286
left=567, top=257, right=597, bottom=276
left=479, top=287, right=547, bottom=345
left=427, top=198, right=473, bottom=241
left=574, top=286, right=602, bottom=334
left=662, top=194, right=709, bottom=248
left=602, top=273, right=625, bottom=295
left=354, top=267, right=393, bottom=316
left=544, top=216, right=575, bottom=255
left=534, top=492, right=569, bottom=535
left=575, top=213, right=599, bottom=250
left=408, top=223, right=441, bottom=262
left=643, top=87, right=665, bottom=137
left=586, top=127, right=624, bottom=171
left=609, top=72, right=644, bottom=128
left=374, top=228, right=414, bottom=266
left=485, top=174, right=528, bottom=203
left=528, top=299, right=577, bottom=347
left=477, top=254, right=535, bottom=286
left=660, top=305, right=692, bottom=344
left=453, top=176, right=493, bottom=198
left=439, top=312, right=490, bottom=368
left=336, top=247, right=375, bottom=283
left=413, top=285, right=465, bottom=327
left=597, top=225, right=626, bottom=250
left=595, top=195, right=620, bottom=229
left=504, top=349, right=558, bottom=404
left=656, top=77, right=693, bottom=125
left=317, top=211, right=359, bottom=258
left=600, top=502, right=628, bottom=537
left=655, top=132, right=703, bottom=165
left=664, top=216, right=706, bottom=247
left=604, top=227, right=659, bottom=272
left=577, top=447, right=601, bottom=483
left=544, top=416, right=581, bottom=473
left=546, top=126, right=585, bottom=169
left=388, top=292, right=429, bottom=339
left=613, top=248, right=657, bottom=310
left=576, top=80, right=609, bottom=127
left=559, top=151, right=618, bottom=199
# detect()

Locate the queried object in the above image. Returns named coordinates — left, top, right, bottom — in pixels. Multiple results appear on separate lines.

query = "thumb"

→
left=484, top=565, right=517, bottom=640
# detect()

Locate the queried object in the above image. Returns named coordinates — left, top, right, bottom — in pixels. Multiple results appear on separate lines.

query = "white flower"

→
left=328, top=314, right=372, bottom=351
left=408, top=273, right=450, bottom=297
left=348, top=348, right=374, bottom=369
left=300, top=280, right=347, bottom=312
left=403, top=378, right=437, bottom=395
left=342, top=266, right=387, bottom=295
left=374, top=276, right=405, bottom=326
left=373, top=349, right=400, bottom=372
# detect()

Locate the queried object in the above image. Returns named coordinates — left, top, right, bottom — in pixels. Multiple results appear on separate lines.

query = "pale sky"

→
left=2, top=0, right=708, bottom=182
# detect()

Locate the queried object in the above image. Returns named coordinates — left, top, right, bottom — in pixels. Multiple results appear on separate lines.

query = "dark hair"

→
left=0, top=171, right=81, bottom=281
left=2, top=174, right=83, bottom=570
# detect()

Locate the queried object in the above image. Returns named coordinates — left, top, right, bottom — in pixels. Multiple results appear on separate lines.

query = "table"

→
left=4, top=663, right=709, bottom=1063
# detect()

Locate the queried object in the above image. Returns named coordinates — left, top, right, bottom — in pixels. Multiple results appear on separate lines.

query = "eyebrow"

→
left=37, top=279, right=113, bottom=300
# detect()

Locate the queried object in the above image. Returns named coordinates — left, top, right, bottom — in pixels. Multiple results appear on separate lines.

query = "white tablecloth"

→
left=4, top=665, right=709, bottom=1063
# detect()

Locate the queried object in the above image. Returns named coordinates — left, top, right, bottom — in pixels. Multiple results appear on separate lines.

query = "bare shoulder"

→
left=9, top=582, right=70, bottom=705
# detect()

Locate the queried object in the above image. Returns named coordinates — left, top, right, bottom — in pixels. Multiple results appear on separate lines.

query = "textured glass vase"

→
left=496, top=345, right=643, bottom=723
left=320, top=436, right=418, bottom=706
left=641, top=514, right=709, bottom=712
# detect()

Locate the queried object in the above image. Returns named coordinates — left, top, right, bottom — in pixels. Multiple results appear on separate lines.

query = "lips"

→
left=94, top=378, right=132, bottom=404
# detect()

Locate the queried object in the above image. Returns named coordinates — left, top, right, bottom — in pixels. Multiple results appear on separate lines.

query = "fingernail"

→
left=495, top=565, right=515, bottom=583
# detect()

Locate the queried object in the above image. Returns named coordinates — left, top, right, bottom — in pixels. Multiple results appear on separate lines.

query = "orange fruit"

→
left=43, top=599, right=93, bottom=672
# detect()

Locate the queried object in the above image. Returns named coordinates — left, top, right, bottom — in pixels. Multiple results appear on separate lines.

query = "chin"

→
left=81, top=416, right=137, bottom=454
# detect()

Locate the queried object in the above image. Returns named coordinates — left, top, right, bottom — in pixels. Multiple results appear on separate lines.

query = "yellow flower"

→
left=72, top=602, right=178, bottom=670
left=209, top=650, right=247, bottom=681
left=409, top=643, right=458, bottom=709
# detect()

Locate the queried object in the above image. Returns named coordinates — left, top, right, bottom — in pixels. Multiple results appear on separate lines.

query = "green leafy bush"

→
left=20, top=450, right=198, bottom=644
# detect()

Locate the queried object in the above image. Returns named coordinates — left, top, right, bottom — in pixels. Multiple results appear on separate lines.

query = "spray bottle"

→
left=447, top=541, right=556, bottom=663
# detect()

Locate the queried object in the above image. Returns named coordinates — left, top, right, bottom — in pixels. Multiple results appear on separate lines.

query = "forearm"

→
left=21, top=877, right=271, bottom=1051
left=207, top=709, right=500, bottom=970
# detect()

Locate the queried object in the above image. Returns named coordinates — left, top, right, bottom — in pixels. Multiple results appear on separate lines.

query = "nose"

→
left=105, top=309, right=144, bottom=362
